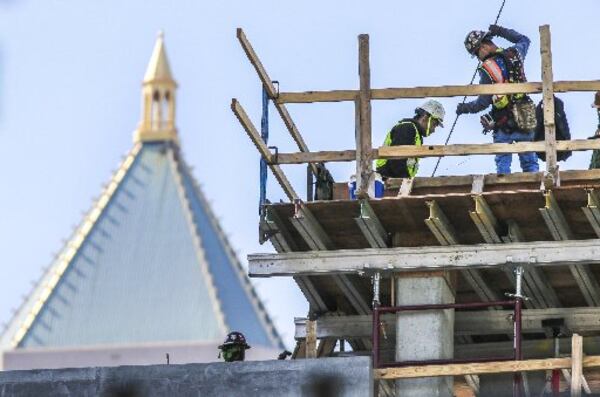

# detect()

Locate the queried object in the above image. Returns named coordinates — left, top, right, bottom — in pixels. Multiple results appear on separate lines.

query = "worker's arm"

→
left=456, top=71, right=493, bottom=114
left=489, top=25, right=530, bottom=59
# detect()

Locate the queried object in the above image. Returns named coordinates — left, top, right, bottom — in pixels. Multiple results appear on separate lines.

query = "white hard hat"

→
left=418, top=100, right=445, bottom=127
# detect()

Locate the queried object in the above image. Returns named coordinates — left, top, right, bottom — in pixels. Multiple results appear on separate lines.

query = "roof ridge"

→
left=1, top=144, right=143, bottom=348
left=165, top=146, right=229, bottom=336
left=176, top=154, right=284, bottom=349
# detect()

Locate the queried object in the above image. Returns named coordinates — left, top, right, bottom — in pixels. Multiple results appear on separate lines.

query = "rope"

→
left=431, top=0, right=508, bottom=177
left=259, top=87, right=269, bottom=214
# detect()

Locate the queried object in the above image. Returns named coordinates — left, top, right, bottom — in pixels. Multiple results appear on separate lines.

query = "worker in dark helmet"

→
left=218, top=331, right=251, bottom=362
left=376, top=99, right=445, bottom=179
left=457, top=25, right=538, bottom=174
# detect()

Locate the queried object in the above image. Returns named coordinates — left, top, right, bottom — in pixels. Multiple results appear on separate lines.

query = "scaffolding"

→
left=232, top=25, right=600, bottom=396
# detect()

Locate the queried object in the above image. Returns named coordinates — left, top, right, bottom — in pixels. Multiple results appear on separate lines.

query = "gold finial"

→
left=133, top=33, right=178, bottom=144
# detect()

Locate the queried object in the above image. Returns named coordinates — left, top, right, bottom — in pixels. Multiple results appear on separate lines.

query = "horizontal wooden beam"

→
left=248, top=239, right=600, bottom=276
left=295, top=308, right=600, bottom=339
left=276, top=150, right=358, bottom=164
left=385, top=169, right=600, bottom=190
left=276, top=80, right=600, bottom=104
left=374, top=355, right=600, bottom=380
left=377, top=139, right=600, bottom=160
left=272, top=140, right=600, bottom=165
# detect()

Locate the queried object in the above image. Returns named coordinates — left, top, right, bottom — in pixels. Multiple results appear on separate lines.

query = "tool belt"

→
left=491, top=96, right=537, bottom=132
left=511, top=97, right=537, bottom=131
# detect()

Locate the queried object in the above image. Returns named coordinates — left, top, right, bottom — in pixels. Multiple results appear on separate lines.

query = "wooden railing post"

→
left=356, top=34, right=373, bottom=197
left=571, top=333, right=583, bottom=397
left=305, top=319, right=317, bottom=359
left=540, top=25, right=558, bottom=180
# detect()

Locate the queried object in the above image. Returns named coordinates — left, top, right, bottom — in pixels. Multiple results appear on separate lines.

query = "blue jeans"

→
left=493, top=130, right=539, bottom=174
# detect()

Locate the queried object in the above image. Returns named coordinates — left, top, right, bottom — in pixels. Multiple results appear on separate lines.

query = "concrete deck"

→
left=0, top=357, right=372, bottom=397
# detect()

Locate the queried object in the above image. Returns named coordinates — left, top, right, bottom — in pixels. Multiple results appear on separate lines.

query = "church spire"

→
left=134, top=31, right=178, bottom=144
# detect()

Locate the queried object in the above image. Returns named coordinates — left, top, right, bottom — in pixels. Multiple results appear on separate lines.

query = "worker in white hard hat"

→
left=376, top=99, right=445, bottom=179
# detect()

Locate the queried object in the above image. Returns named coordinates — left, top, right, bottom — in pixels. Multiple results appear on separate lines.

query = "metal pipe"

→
left=513, top=266, right=524, bottom=397
left=372, top=272, right=381, bottom=308
left=372, top=306, right=380, bottom=368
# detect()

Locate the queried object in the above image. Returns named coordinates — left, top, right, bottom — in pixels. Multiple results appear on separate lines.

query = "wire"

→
left=431, top=0, right=508, bottom=177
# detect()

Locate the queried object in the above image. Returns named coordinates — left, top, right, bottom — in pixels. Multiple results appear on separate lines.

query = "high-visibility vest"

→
left=375, top=121, right=421, bottom=178
left=480, top=48, right=526, bottom=110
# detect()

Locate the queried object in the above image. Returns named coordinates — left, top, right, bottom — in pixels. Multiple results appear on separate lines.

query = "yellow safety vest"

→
left=375, top=121, right=421, bottom=178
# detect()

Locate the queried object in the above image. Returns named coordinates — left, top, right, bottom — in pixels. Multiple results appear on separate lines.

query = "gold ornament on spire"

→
left=134, top=31, right=178, bottom=144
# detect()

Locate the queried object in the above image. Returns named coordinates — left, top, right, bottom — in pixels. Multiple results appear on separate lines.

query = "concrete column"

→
left=395, top=273, right=454, bottom=397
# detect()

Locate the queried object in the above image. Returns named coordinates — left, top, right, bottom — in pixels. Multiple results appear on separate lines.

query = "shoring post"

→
left=372, top=272, right=381, bottom=369
left=510, top=266, right=525, bottom=397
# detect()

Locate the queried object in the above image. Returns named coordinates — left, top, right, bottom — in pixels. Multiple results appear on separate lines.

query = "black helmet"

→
left=219, top=331, right=251, bottom=350
left=464, top=30, right=489, bottom=56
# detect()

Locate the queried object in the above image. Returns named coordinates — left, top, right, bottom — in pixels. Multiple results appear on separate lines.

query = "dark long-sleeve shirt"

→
left=376, top=118, right=425, bottom=178
left=462, top=27, right=531, bottom=114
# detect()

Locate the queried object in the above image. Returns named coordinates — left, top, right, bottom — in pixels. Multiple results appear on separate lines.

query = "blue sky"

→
left=1, top=0, right=599, bottom=350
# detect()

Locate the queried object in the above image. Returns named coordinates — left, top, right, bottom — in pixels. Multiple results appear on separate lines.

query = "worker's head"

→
left=415, top=100, right=445, bottom=137
left=218, top=331, right=251, bottom=362
left=464, top=30, right=497, bottom=60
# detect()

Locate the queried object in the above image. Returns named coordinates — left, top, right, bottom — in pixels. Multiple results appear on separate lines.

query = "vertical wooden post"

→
left=356, top=34, right=373, bottom=197
left=540, top=25, right=558, bottom=179
left=571, top=333, right=583, bottom=397
left=305, top=319, right=317, bottom=358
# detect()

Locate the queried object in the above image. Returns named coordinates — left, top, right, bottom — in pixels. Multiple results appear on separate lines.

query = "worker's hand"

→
left=456, top=103, right=469, bottom=115
left=488, top=24, right=503, bottom=36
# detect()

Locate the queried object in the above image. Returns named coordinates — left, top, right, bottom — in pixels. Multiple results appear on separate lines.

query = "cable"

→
left=431, top=0, right=508, bottom=177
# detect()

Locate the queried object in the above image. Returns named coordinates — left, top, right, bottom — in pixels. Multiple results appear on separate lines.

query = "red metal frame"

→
left=372, top=298, right=524, bottom=395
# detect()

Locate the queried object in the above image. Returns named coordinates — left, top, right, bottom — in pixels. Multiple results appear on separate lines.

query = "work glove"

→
left=488, top=24, right=503, bottom=37
left=456, top=103, right=469, bottom=115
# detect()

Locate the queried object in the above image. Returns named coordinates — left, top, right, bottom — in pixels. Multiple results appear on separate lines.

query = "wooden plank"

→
left=540, top=25, right=558, bottom=175
left=376, top=139, right=600, bottom=160
left=385, top=170, right=600, bottom=190
left=236, top=28, right=277, bottom=99
left=236, top=28, right=320, bottom=177
left=277, top=150, right=357, bottom=164
left=356, top=34, right=373, bottom=195
left=247, top=239, right=600, bottom=277
left=374, top=355, right=600, bottom=380
left=231, top=99, right=299, bottom=201
left=275, top=81, right=600, bottom=104
left=305, top=319, right=317, bottom=359
left=572, top=334, right=583, bottom=397
left=272, top=139, right=600, bottom=164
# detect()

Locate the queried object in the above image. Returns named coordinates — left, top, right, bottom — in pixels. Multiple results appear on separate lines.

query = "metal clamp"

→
left=268, top=145, right=279, bottom=164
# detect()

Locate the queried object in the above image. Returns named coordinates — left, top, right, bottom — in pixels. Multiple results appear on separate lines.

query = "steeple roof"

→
left=0, top=143, right=283, bottom=351
left=143, top=31, right=175, bottom=84
left=0, top=35, right=283, bottom=353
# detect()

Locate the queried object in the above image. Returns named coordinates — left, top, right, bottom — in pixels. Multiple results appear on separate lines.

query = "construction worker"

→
left=590, top=91, right=600, bottom=169
left=457, top=25, right=539, bottom=174
left=218, top=331, right=251, bottom=362
left=375, top=99, right=445, bottom=179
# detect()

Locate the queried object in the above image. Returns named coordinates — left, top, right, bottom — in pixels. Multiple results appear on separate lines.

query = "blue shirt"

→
left=462, top=27, right=531, bottom=114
